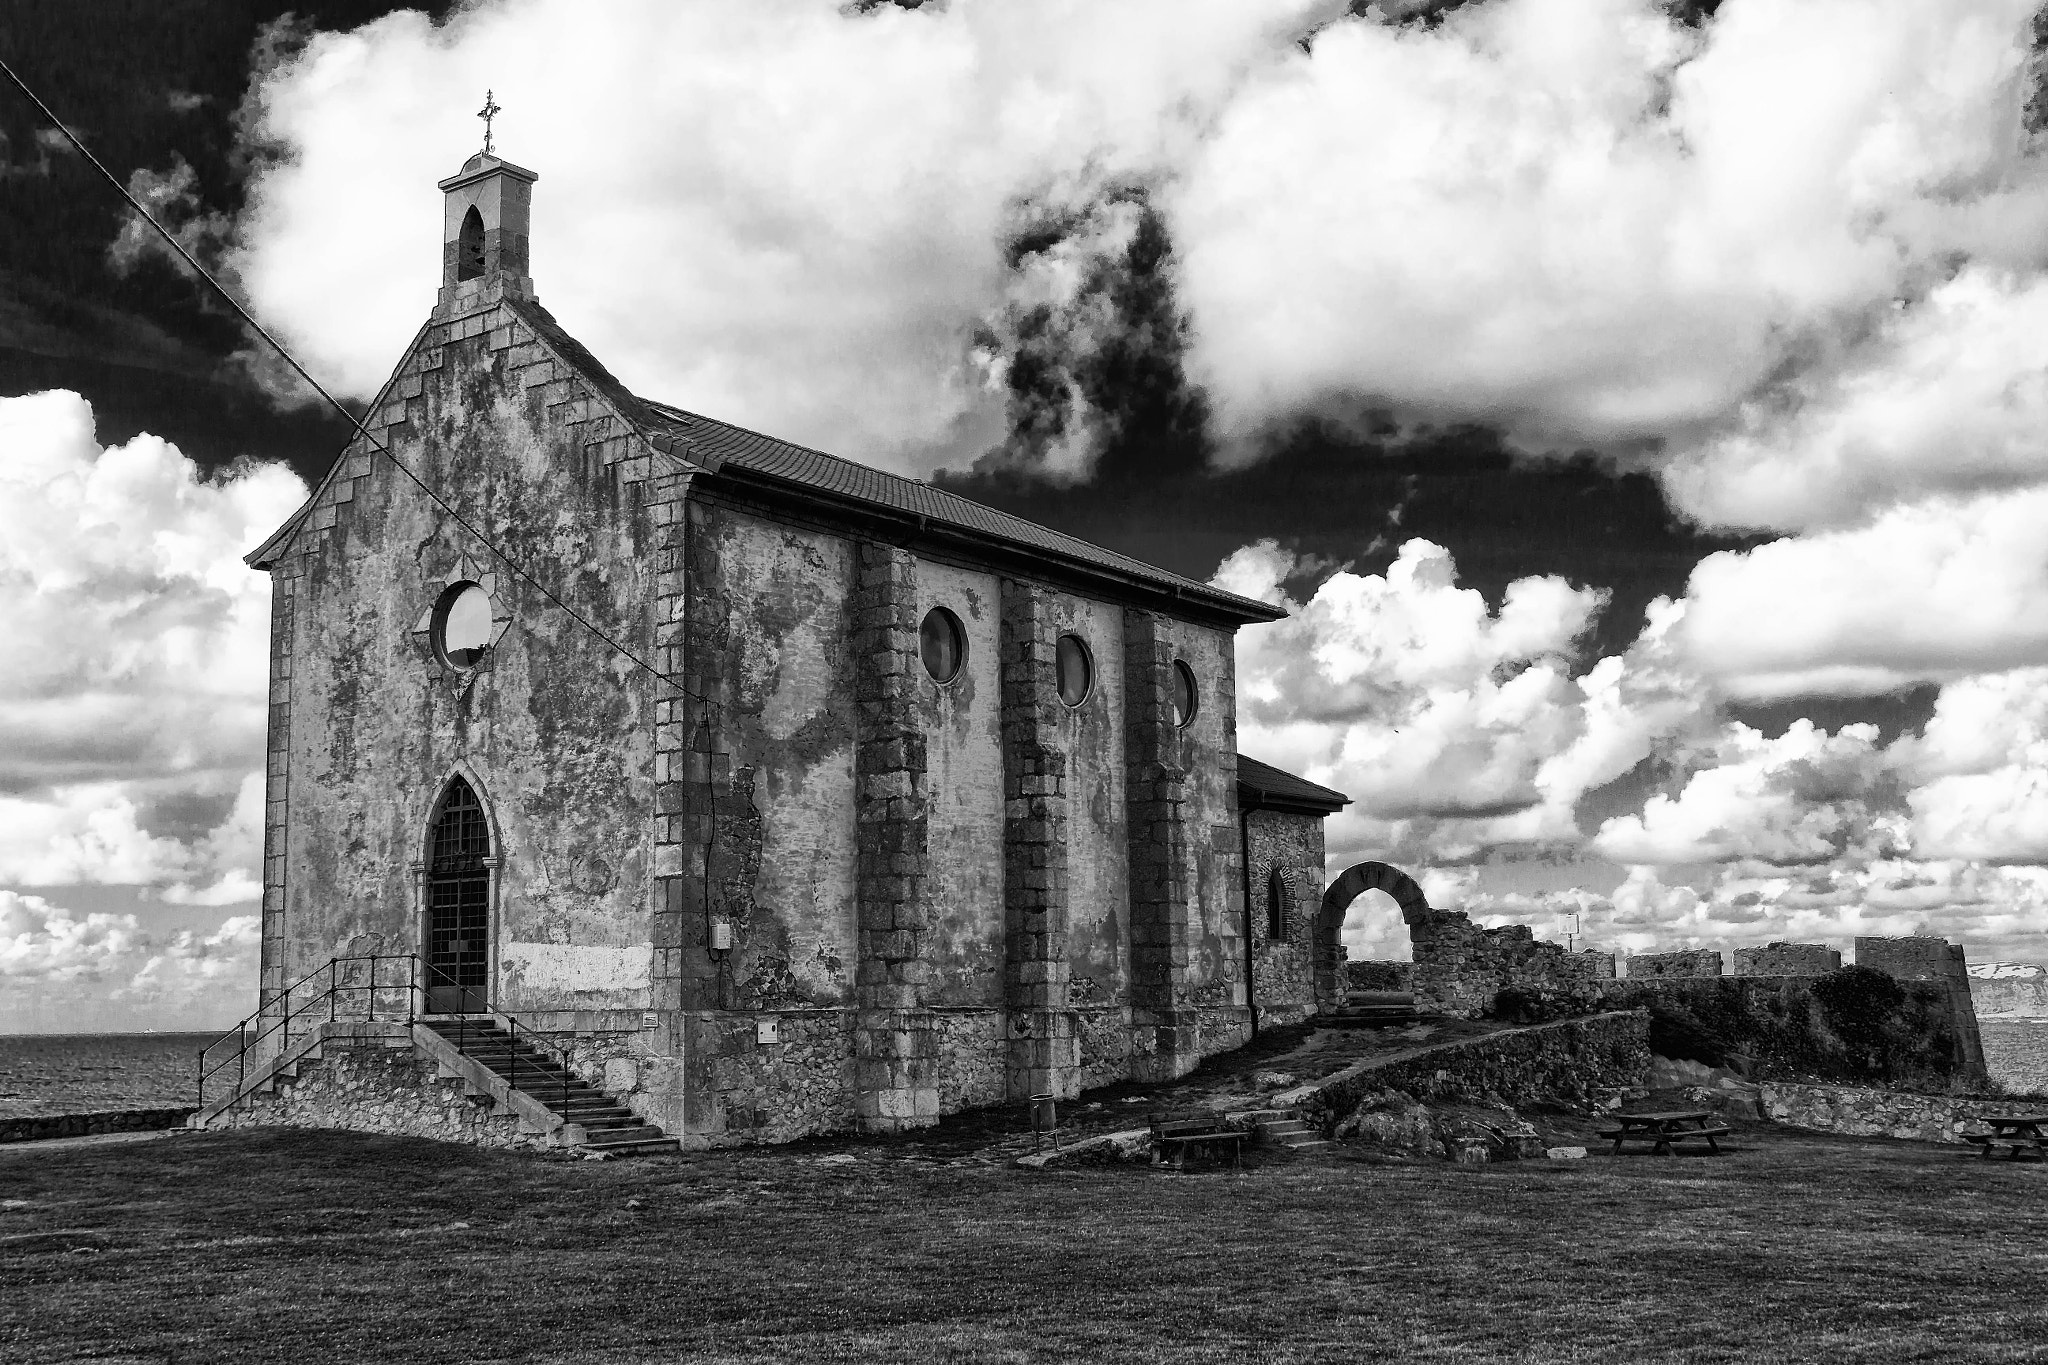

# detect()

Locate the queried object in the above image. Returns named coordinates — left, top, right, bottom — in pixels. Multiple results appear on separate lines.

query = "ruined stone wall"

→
left=1628, top=949, right=1725, bottom=979
left=273, top=300, right=659, bottom=1015
left=210, top=1035, right=544, bottom=1149
left=1733, top=942, right=1841, bottom=975
left=1854, top=936, right=1987, bottom=1087
left=1345, top=961, right=1414, bottom=992
left=1303, top=1012, right=1652, bottom=1127
left=1592, top=972, right=1980, bottom=1091
left=1243, top=808, right=1322, bottom=1025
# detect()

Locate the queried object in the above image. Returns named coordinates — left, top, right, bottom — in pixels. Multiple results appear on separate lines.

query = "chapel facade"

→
left=239, top=148, right=1351, bottom=1146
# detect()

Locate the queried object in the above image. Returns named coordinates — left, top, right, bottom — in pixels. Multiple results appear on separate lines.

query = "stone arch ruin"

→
left=1317, top=860, right=1592, bottom=1018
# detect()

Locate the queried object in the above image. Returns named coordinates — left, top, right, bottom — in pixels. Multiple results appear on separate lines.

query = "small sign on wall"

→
left=756, top=1018, right=781, bottom=1046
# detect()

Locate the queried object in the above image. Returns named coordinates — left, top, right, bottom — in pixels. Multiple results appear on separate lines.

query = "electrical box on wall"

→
left=756, top=1018, right=780, bottom=1045
left=711, top=921, right=732, bottom=951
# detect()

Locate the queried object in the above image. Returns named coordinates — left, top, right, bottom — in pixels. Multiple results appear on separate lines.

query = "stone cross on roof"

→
left=477, top=89, right=501, bottom=156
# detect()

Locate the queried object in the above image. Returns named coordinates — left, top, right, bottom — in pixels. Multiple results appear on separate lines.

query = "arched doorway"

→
left=1315, top=861, right=1431, bottom=1008
left=425, top=776, right=492, bottom=1014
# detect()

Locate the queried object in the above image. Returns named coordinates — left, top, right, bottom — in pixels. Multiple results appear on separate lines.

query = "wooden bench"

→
left=1963, top=1133, right=2047, bottom=1160
left=1594, top=1110, right=1731, bottom=1155
left=1149, top=1111, right=1248, bottom=1170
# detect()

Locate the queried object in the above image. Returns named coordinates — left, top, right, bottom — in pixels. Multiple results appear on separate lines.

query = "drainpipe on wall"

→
left=1239, top=794, right=1259, bottom=1039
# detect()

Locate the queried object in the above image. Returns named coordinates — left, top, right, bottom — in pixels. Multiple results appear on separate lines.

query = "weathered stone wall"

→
left=1733, top=942, right=1841, bottom=975
left=1301, top=1012, right=1652, bottom=1128
left=850, top=542, right=939, bottom=1131
left=1055, top=594, right=1130, bottom=1014
left=1592, top=970, right=1979, bottom=1091
left=209, top=1036, right=544, bottom=1149
left=1628, top=949, right=1725, bottom=979
left=271, top=297, right=662, bottom=1014
left=1560, top=950, right=1617, bottom=981
left=1123, top=610, right=1194, bottom=1080
left=1759, top=1082, right=2044, bottom=1143
left=1243, top=808, right=1322, bottom=1025
left=915, top=558, right=1005, bottom=1006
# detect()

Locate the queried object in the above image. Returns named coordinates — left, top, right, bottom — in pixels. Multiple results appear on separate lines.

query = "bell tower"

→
left=435, top=126, right=537, bottom=316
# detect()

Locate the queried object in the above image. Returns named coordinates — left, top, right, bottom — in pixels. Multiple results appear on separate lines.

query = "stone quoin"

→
left=221, top=144, right=1355, bottom=1148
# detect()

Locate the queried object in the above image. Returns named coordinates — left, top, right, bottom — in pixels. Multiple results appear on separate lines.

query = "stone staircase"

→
left=1318, top=989, right=1422, bottom=1028
left=1240, top=1107, right=1334, bottom=1158
left=420, top=1019, right=678, bottom=1158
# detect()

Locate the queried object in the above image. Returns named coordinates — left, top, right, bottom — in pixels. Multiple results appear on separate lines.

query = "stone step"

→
left=1258, top=1122, right=1313, bottom=1140
left=578, top=1134, right=679, bottom=1157
left=1271, top=1132, right=1326, bottom=1148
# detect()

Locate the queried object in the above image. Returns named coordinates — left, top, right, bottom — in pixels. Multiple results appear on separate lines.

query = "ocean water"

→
left=1980, top=1019, right=2048, bottom=1098
left=0, top=1033, right=215, bottom=1118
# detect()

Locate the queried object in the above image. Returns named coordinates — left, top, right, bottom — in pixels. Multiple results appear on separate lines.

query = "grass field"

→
left=2, top=1123, right=2046, bottom=1364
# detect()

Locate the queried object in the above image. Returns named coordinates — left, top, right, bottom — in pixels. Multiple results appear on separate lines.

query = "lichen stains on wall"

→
left=915, top=558, right=1005, bottom=1006
left=1055, top=594, right=1128, bottom=1005
left=1161, top=618, right=1243, bottom=1011
left=280, top=319, right=657, bottom=1012
left=691, top=504, right=858, bottom=1008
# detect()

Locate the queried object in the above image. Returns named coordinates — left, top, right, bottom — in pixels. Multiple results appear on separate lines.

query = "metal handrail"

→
left=198, top=952, right=579, bottom=1120
left=437, top=1000, right=574, bottom=1119
left=197, top=954, right=417, bottom=1107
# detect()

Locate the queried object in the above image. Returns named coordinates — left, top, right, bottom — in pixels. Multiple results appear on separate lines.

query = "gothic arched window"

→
left=1267, top=866, right=1290, bottom=943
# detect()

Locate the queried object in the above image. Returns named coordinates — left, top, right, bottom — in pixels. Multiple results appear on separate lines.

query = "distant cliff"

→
left=1968, top=963, right=2048, bottom=1018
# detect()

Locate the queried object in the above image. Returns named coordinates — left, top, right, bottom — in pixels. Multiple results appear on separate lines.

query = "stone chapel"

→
left=224, top=147, right=1352, bottom=1149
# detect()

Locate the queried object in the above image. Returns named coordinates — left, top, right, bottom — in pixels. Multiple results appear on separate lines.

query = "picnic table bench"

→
left=1149, top=1110, right=1247, bottom=1170
left=1594, top=1108, right=1731, bottom=1156
left=1962, top=1113, right=2048, bottom=1161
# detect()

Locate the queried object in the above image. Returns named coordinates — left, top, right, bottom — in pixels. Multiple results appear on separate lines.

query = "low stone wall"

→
left=1297, top=1011, right=1651, bottom=1127
left=1, top=1108, right=198, bottom=1143
left=207, top=1035, right=544, bottom=1149
left=932, top=1009, right=1006, bottom=1111
left=1760, top=1082, right=2042, bottom=1144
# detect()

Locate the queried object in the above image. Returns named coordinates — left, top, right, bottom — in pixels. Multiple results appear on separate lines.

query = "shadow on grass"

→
left=1, top=1123, right=2043, bottom=1364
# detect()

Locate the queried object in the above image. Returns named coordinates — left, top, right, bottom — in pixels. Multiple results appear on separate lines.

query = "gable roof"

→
left=248, top=294, right=1286, bottom=626
left=1236, top=754, right=1352, bottom=815
left=506, top=299, right=1283, bottom=625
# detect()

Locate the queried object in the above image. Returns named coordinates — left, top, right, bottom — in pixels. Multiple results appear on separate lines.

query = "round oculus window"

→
left=435, top=582, right=494, bottom=669
left=920, top=606, right=966, bottom=684
left=1171, top=659, right=1199, bottom=729
left=1055, top=633, right=1093, bottom=708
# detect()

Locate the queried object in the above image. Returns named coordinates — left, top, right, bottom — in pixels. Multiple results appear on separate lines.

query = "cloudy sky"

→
left=5, top=0, right=2048, bottom=1031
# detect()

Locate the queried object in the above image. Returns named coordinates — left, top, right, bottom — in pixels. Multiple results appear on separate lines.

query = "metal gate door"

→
left=425, top=778, right=491, bottom=1014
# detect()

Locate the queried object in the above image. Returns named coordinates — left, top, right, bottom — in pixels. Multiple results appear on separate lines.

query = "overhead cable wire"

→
left=0, top=55, right=673, bottom=688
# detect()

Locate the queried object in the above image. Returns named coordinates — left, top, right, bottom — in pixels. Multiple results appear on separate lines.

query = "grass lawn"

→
left=2, top=1123, right=2045, bottom=1364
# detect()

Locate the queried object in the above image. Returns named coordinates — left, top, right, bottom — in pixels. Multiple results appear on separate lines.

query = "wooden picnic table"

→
left=1964, top=1113, right=2048, bottom=1161
left=1594, top=1108, right=1730, bottom=1156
